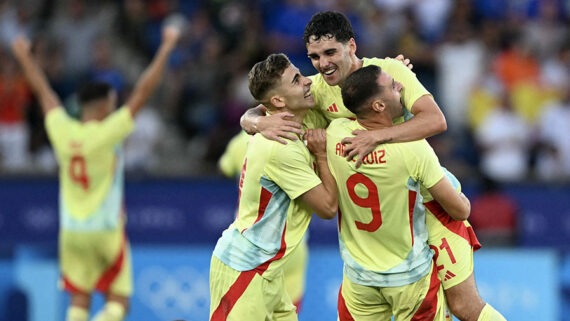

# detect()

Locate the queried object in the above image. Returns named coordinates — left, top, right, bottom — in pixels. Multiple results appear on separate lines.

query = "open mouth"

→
left=304, top=91, right=312, bottom=99
left=322, top=68, right=336, bottom=76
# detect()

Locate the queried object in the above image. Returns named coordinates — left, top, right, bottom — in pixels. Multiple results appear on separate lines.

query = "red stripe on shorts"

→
left=211, top=224, right=289, bottom=320
left=210, top=269, right=257, bottom=321
left=411, top=263, right=441, bottom=321
left=337, top=284, right=356, bottom=321
left=62, top=276, right=87, bottom=295
left=424, top=200, right=482, bottom=251
left=95, top=232, right=127, bottom=293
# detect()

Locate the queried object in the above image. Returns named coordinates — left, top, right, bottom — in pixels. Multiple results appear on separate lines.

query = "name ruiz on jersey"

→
left=335, top=142, right=386, bottom=165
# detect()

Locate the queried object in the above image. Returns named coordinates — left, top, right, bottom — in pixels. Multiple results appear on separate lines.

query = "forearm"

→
left=240, top=105, right=266, bottom=135
left=127, top=43, right=175, bottom=115
left=314, top=155, right=338, bottom=217
left=382, top=111, right=446, bottom=143
left=15, top=53, right=60, bottom=114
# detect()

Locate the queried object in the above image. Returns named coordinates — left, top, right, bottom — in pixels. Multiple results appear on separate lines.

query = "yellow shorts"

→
left=337, top=262, right=447, bottom=321
left=59, top=228, right=132, bottom=297
left=209, top=255, right=297, bottom=321
left=425, top=200, right=481, bottom=290
left=282, top=239, right=308, bottom=311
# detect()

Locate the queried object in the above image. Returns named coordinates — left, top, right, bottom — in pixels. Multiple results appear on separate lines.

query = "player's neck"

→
left=268, top=109, right=307, bottom=126
left=356, top=114, right=392, bottom=131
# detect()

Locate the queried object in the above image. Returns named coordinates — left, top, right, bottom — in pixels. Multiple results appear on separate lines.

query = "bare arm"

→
left=342, top=95, right=447, bottom=167
left=299, top=129, right=338, bottom=219
left=11, top=36, right=61, bottom=116
left=126, top=25, right=180, bottom=117
left=427, top=176, right=470, bottom=221
left=240, top=104, right=303, bottom=144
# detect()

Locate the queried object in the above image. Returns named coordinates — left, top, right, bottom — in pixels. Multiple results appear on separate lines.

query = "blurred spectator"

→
left=0, top=49, right=32, bottom=171
left=264, top=0, right=319, bottom=75
left=125, top=107, right=164, bottom=174
left=475, top=91, right=531, bottom=182
left=493, top=29, right=540, bottom=91
left=470, top=177, right=518, bottom=246
left=436, top=22, right=485, bottom=132
left=49, top=0, right=111, bottom=79
left=87, top=35, right=127, bottom=97
left=535, top=82, right=570, bottom=181
left=523, top=0, right=568, bottom=60
left=0, top=0, right=38, bottom=47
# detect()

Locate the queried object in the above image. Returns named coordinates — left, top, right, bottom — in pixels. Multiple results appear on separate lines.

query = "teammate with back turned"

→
left=11, top=24, right=180, bottom=321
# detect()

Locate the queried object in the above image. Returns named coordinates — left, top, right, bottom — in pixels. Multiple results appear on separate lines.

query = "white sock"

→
left=66, top=306, right=88, bottom=321
left=91, top=301, right=126, bottom=321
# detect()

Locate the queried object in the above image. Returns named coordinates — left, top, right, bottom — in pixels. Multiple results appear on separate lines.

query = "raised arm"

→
left=11, top=36, right=62, bottom=116
left=126, top=25, right=180, bottom=117
left=342, top=56, right=447, bottom=167
left=427, top=176, right=470, bottom=221
left=299, top=129, right=338, bottom=219
left=240, top=104, right=303, bottom=144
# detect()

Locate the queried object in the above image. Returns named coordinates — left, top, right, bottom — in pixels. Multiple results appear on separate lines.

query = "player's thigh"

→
left=337, top=274, right=391, bottom=321
left=59, top=230, right=109, bottom=292
left=427, top=214, right=476, bottom=290
left=387, top=263, right=447, bottom=321
left=282, top=241, right=308, bottom=304
left=209, top=256, right=295, bottom=321
left=106, top=237, right=133, bottom=297
left=444, top=272, right=485, bottom=318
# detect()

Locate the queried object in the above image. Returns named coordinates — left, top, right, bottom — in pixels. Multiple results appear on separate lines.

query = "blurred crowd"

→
left=0, top=0, right=569, bottom=182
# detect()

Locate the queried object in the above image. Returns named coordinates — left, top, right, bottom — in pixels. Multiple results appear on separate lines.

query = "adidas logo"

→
left=327, top=103, right=339, bottom=112
left=443, top=270, right=456, bottom=281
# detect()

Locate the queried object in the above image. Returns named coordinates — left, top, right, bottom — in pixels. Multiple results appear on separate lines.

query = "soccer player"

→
left=209, top=53, right=338, bottom=321
left=217, top=130, right=310, bottom=313
left=11, top=25, right=180, bottom=321
left=241, top=11, right=506, bottom=321
left=327, top=63, right=470, bottom=320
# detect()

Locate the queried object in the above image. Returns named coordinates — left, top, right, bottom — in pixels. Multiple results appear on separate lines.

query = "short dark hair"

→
left=303, top=11, right=355, bottom=45
left=77, top=81, right=113, bottom=105
left=248, top=53, right=291, bottom=103
left=341, top=65, right=383, bottom=116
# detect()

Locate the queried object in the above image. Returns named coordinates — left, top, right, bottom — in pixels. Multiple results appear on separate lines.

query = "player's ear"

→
left=269, top=94, right=285, bottom=109
left=348, top=38, right=357, bottom=55
left=371, top=99, right=385, bottom=113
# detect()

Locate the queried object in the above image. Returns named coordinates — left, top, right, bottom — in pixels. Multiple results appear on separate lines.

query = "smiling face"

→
left=306, top=35, right=357, bottom=87
left=272, top=64, right=315, bottom=112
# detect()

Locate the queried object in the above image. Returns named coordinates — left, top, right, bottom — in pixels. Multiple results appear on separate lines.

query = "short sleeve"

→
left=266, top=142, right=321, bottom=200
left=44, top=107, right=71, bottom=151
left=407, top=140, right=444, bottom=189
left=87, top=107, right=135, bottom=152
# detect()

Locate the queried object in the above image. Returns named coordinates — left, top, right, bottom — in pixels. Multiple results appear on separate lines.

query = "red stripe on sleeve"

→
left=424, top=200, right=482, bottom=251
left=409, top=190, right=417, bottom=246
left=337, top=284, right=355, bottom=321
left=411, top=263, right=441, bottom=321
left=210, top=270, right=257, bottom=321
left=241, top=186, right=273, bottom=233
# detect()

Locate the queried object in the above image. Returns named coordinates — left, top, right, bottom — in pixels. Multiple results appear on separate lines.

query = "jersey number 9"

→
left=70, top=155, right=90, bottom=190
left=346, top=173, right=382, bottom=232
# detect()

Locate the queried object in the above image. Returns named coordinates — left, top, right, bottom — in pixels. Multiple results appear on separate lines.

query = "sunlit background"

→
left=0, top=0, right=568, bottom=320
